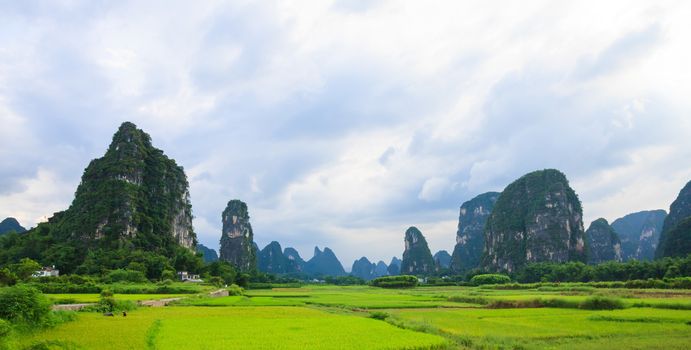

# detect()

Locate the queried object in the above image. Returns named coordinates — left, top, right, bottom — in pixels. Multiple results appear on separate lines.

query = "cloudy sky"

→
left=1, top=1, right=691, bottom=269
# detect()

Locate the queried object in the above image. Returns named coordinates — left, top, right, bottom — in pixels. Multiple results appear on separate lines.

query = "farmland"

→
left=16, top=284, right=691, bottom=349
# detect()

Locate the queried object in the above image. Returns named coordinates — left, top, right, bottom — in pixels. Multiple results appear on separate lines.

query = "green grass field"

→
left=18, top=285, right=691, bottom=349
left=22, top=307, right=448, bottom=350
left=46, top=293, right=189, bottom=304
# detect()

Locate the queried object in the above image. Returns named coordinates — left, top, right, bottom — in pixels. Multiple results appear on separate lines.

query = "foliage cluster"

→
left=516, top=256, right=691, bottom=283
left=470, top=274, right=511, bottom=286
left=370, top=275, right=418, bottom=288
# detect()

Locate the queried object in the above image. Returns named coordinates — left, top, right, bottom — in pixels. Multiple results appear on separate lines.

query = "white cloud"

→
left=1, top=0, right=691, bottom=265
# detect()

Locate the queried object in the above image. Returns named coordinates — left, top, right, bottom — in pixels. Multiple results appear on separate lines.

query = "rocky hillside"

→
left=450, top=192, right=500, bottom=272
left=257, top=241, right=295, bottom=274
left=387, top=257, right=401, bottom=275
left=611, top=210, right=666, bottom=261
left=304, top=246, right=346, bottom=276
left=585, top=218, right=622, bottom=264
left=657, top=181, right=691, bottom=258
left=0, top=122, right=197, bottom=273
left=351, top=257, right=375, bottom=280
left=0, top=218, right=26, bottom=235
left=196, top=243, right=218, bottom=263
left=433, top=250, right=451, bottom=269
left=373, top=261, right=388, bottom=278
left=482, top=169, right=586, bottom=272
left=400, top=227, right=435, bottom=275
left=219, top=200, right=256, bottom=272
left=284, top=247, right=305, bottom=272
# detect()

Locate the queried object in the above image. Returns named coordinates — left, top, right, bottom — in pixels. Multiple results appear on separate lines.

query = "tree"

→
left=11, top=258, right=41, bottom=280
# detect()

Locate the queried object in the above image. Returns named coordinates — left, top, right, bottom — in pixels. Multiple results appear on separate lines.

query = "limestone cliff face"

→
left=400, top=227, right=435, bottom=275
left=586, top=218, right=622, bottom=264
left=284, top=247, right=305, bottom=272
left=433, top=250, right=451, bottom=269
left=258, top=241, right=292, bottom=274
left=657, top=181, right=691, bottom=258
left=56, top=123, right=195, bottom=247
left=611, top=210, right=666, bottom=261
left=219, top=200, right=256, bottom=272
left=351, top=257, right=375, bottom=280
left=482, top=169, right=586, bottom=272
left=196, top=244, right=218, bottom=263
left=373, top=261, right=389, bottom=278
left=0, top=122, right=198, bottom=273
left=450, top=192, right=500, bottom=272
left=387, top=257, right=401, bottom=275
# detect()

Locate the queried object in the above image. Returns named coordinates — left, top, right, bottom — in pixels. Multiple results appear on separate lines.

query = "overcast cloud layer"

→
left=1, top=1, right=691, bottom=269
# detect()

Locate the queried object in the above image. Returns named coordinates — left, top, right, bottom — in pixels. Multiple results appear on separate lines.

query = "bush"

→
left=0, top=286, right=52, bottom=327
left=104, top=269, right=147, bottom=283
left=579, top=296, right=625, bottom=310
left=370, top=275, right=418, bottom=289
left=227, top=284, right=244, bottom=296
left=85, top=291, right=137, bottom=313
left=470, top=274, right=511, bottom=286
left=369, top=311, right=389, bottom=320
left=0, top=269, right=17, bottom=287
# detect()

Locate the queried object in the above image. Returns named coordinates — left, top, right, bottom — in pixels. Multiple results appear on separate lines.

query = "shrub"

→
left=370, top=275, right=418, bottom=289
left=104, top=269, right=147, bottom=283
left=470, top=274, right=511, bottom=286
left=0, top=268, right=18, bottom=287
left=86, top=291, right=136, bottom=313
left=208, top=276, right=224, bottom=288
left=0, top=286, right=52, bottom=327
left=369, top=311, right=389, bottom=320
left=160, top=270, right=176, bottom=281
left=227, top=284, right=244, bottom=296
left=579, top=296, right=625, bottom=310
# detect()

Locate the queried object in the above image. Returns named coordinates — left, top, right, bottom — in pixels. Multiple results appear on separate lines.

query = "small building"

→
left=33, top=265, right=59, bottom=277
left=177, top=271, right=202, bottom=283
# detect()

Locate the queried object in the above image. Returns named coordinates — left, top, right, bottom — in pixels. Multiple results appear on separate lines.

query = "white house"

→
left=33, top=266, right=59, bottom=277
left=177, top=271, right=202, bottom=283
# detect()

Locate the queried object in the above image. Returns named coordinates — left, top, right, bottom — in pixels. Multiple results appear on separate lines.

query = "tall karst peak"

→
left=656, top=181, right=691, bottom=258
left=585, top=218, right=622, bottom=264
left=400, top=226, right=435, bottom=276
left=0, top=122, right=196, bottom=273
left=219, top=199, right=256, bottom=272
left=611, top=210, right=666, bottom=261
left=450, top=191, right=500, bottom=272
left=482, top=169, right=586, bottom=272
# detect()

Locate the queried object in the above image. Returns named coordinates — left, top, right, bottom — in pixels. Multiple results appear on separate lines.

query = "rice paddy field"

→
left=22, top=284, right=691, bottom=349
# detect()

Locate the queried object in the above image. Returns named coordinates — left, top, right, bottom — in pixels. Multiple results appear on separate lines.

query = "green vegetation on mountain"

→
left=387, top=257, right=401, bottom=275
left=586, top=218, right=622, bottom=264
left=0, top=218, right=26, bottom=235
left=450, top=192, right=500, bottom=272
left=483, top=169, right=586, bottom=272
left=219, top=200, right=256, bottom=272
left=257, top=241, right=298, bottom=274
left=657, top=181, right=691, bottom=258
left=304, top=247, right=346, bottom=277
left=400, top=227, right=435, bottom=276
left=0, top=122, right=200, bottom=276
left=611, top=210, right=666, bottom=261
left=196, top=244, right=218, bottom=263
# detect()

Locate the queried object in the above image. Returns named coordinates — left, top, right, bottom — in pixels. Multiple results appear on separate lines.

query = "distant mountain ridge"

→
left=0, top=218, right=26, bottom=235
left=611, top=210, right=666, bottom=261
